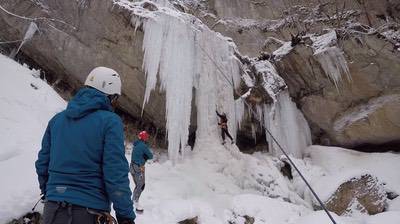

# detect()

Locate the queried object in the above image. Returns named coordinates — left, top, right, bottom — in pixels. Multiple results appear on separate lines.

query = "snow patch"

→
left=0, top=54, right=66, bottom=223
left=253, top=59, right=286, bottom=104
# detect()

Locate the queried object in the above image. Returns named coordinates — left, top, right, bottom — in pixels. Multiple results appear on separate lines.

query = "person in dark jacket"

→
left=35, top=67, right=135, bottom=224
left=130, top=131, right=153, bottom=213
left=216, top=110, right=234, bottom=144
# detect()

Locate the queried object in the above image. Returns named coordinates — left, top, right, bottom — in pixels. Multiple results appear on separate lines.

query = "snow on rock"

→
left=114, top=0, right=242, bottom=162
left=312, top=173, right=387, bottom=215
left=263, top=91, right=312, bottom=158
left=253, top=59, right=286, bottom=104
left=273, top=41, right=294, bottom=60
left=305, top=145, right=400, bottom=195
left=0, top=54, right=66, bottom=223
left=310, top=30, right=351, bottom=90
left=333, top=94, right=400, bottom=132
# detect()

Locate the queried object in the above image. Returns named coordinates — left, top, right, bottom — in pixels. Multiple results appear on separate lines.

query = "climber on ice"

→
left=216, top=110, right=234, bottom=144
left=130, top=130, right=154, bottom=213
left=35, top=67, right=135, bottom=224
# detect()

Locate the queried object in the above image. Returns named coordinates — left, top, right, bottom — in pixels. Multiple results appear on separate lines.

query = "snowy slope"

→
left=0, top=54, right=66, bottom=223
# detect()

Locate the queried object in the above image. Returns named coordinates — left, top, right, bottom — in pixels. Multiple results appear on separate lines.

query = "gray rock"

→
left=0, top=0, right=166, bottom=129
left=178, top=216, right=198, bottom=224
left=321, top=174, right=387, bottom=215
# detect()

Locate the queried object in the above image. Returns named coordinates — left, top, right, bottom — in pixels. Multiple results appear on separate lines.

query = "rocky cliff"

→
left=0, top=0, right=399, bottom=151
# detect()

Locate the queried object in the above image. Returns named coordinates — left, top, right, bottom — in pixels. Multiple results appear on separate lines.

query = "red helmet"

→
left=138, top=131, right=149, bottom=141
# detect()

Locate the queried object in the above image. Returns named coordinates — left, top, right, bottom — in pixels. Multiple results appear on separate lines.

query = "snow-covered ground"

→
left=1, top=53, right=400, bottom=224
left=0, top=54, right=66, bottom=222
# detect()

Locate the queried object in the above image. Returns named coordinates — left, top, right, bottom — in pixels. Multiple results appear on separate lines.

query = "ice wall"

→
left=263, top=91, right=312, bottom=158
left=115, top=0, right=242, bottom=162
left=115, top=0, right=312, bottom=160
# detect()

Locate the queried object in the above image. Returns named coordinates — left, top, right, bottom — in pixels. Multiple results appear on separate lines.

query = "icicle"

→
left=235, top=98, right=245, bottom=130
left=120, top=0, right=242, bottom=162
left=311, top=30, right=351, bottom=90
left=10, top=22, right=38, bottom=59
left=315, top=47, right=351, bottom=90
left=263, top=91, right=311, bottom=158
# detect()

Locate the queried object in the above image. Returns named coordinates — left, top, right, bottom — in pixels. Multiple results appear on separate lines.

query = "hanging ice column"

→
left=117, top=0, right=242, bottom=162
left=253, top=59, right=311, bottom=158
left=263, top=91, right=312, bottom=158
left=311, top=29, right=351, bottom=90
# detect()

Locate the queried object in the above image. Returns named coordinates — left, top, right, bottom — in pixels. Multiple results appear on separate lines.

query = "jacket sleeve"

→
left=144, top=144, right=153, bottom=161
left=35, top=123, right=52, bottom=195
left=103, top=115, right=135, bottom=220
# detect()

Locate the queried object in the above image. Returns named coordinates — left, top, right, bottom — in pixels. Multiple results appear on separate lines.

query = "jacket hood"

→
left=65, top=87, right=113, bottom=119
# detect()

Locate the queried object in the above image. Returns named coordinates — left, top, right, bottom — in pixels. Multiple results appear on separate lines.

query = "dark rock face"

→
left=273, top=36, right=400, bottom=148
left=195, top=0, right=400, bottom=150
left=0, top=0, right=165, bottom=129
left=178, top=216, right=198, bottom=224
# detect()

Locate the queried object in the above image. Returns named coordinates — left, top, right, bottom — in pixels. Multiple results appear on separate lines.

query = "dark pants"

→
left=221, top=128, right=233, bottom=141
left=130, top=163, right=145, bottom=202
left=43, top=201, right=97, bottom=224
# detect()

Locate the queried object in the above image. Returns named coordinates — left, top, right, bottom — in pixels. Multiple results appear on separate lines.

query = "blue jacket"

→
left=35, top=87, right=135, bottom=220
left=131, top=140, right=153, bottom=166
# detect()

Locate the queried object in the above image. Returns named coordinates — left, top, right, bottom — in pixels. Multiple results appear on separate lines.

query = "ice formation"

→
left=115, top=0, right=242, bottom=162
left=12, top=22, right=38, bottom=58
left=311, top=30, right=351, bottom=90
left=114, top=0, right=312, bottom=160
left=263, top=91, right=312, bottom=158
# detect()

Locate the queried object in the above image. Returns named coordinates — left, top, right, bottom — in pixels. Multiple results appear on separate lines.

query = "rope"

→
left=0, top=39, right=24, bottom=44
left=196, top=42, right=338, bottom=224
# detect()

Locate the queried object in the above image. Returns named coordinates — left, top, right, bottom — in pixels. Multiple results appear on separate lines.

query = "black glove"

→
left=116, top=216, right=135, bottom=224
left=40, top=193, right=46, bottom=201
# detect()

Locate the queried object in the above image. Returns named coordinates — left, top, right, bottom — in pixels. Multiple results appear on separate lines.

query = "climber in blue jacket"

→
left=35, top=67, right=135, bottom=224
left=130, top=131, right=153, bottom=213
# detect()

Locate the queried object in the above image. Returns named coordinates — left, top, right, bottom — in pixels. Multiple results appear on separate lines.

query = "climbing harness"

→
left=87, top=209, right=118, bottom=224
left=196, top=42, right=338, bottom=224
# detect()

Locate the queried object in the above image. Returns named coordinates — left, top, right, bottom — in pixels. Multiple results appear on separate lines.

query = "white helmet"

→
left=84, top=67, right=122, bottom=95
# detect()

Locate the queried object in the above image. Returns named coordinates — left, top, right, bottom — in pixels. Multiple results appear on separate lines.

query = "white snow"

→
left=0, top=54, right=66, bottom=223
left=388, top=197, right=400, bottom=211
left=253, top=59, right=286, bottom=104
left=227, top=194, right=310, bottom=224
left=305, top=145, right=400, bottom=196
left=263, top=91, right=312, bottom=158
left=133, top=141, right=309, bottom=223
left=273, top=41, right=294, bottom=60
left=311, top=30, right=337, bottom=55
